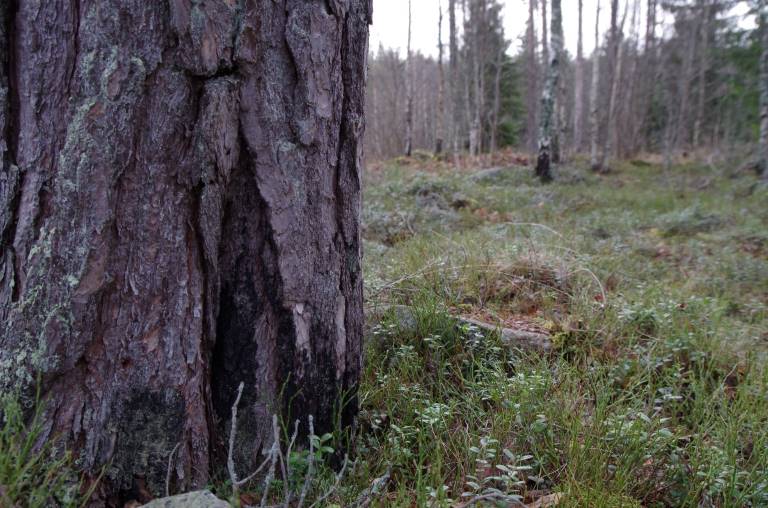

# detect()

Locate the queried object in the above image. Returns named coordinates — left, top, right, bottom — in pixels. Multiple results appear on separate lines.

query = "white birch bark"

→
left=535, top=0, right=562, bottom=182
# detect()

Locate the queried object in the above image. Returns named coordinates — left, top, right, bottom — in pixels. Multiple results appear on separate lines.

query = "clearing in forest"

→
left=353, top=154, right=768, bottom=507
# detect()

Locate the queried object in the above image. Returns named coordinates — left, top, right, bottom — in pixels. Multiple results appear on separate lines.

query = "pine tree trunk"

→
left=0, top=0, right=369, bottom=503
left=535, top=0, right=562, bottom=183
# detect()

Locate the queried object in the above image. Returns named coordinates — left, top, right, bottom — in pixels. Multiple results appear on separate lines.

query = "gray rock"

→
left=141, top=490, right=231, bottom=508
left=469, top=166, right=514, bottom=184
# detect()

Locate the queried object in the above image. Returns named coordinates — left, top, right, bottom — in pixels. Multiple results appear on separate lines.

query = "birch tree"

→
left=535, top=0, right=563, bottom=182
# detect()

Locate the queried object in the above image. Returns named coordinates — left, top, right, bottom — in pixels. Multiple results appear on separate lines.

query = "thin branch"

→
left=309, top=454, right=355, bottom=508
left=165, top=442, right=182, bottom=497
left=350, top=465, right=392, bottom=508
left=228, top=382, right=245, bottom=495
left=281, top=419, right=300, bottom=507
left=260, top=415, right=280, bottom=508
left=297, top=415, right=316, bottom=508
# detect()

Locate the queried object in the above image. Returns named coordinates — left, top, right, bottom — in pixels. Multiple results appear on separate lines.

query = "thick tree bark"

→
left=0, top=0, right=370, bottom=503
left=535, top=0, right=562, bottom=183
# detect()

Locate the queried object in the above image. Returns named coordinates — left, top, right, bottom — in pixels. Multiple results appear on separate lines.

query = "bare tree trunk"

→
left=542, top=0, right=549, bottom=69
left=599, top=0, right=627, bottom=170
left=622, top=0, right=641, bottom=157
left=761, top=9, right=768, bottom=176
left=405, top=0, right=414, bottom=157
left=639, top=0, right=658, bottom=152
left=675, top=3, right=701, bottom=152
left=535, top=0, right=562, bottom=183
left=551, top=0, right=564, bottom=164
left=0, top=0, right=369, bottom=503
left=573, top=0, right=585, bottom=152
left=469, top=0, right=484, bottom=156
left=436, top=1, right=446, bottom=155
left=589, top=0, right=603, bottom=171
left=449, top=0, right=461, bottom=155
left=490, top=41, right=504, bottom=153
left=526, top=0, right=539, bottom=152
left=693, top=0, right=711, bottom=148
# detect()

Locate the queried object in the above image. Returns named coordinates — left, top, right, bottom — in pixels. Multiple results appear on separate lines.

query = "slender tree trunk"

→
left=761, top=9, right=768, bottom=176
left=640, top=0, right=657, bottom=151
left=623, top=0, right=641, bottom=157
left=542, top=0, right=549, bottom=69
left=405, top=0, right=414, bottom=157
left=693, top=0, right=711, bottom=148
left=535, top=0, right=562, bottom=183
left=526, top=0, right=539, bottom=152
left=589, top=0, right=603, bottom=171
left=449, top=0, right=460, bottom=155
left=0, top=0, right=369, bottom=503
left=436, top=1, right=446, bottom=155
left=490, top=42, right=504, bottom=153
left=573, top=0, right=585, bottom=152
left=599, top=0, right=627, bottom=170
left=469, top=0, right=483, bottom=156
left=675, top=4, right=701, bottom=151
left=551, top=0, right=564, bottom=164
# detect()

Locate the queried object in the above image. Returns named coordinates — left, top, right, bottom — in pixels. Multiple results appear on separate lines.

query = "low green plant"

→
left=0, top=392, right=83, bottom=507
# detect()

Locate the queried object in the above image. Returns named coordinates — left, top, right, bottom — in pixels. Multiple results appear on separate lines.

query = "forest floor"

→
left=343, top=153, right=768, bottom=507
left=2, top=154, right=767, bottom=507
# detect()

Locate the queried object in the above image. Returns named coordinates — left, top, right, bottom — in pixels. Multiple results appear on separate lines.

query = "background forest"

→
left=365, top=0, right=763, bottom=168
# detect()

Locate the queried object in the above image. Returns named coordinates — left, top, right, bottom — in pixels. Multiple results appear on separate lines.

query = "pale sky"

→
left=370, top=0, right=755, bottom=59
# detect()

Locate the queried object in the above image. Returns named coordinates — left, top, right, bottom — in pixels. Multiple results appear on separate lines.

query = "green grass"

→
left=343, top=157, right=768, bottom=507
left=0, top=391, right=84, bottom=507
left=2, top=158, right=766, bottom=507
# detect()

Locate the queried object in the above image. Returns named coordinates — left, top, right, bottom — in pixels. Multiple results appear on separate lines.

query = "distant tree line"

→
left=365, top=0, right=766, bottom=174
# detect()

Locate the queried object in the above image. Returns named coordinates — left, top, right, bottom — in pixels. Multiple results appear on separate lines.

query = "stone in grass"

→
left=373, top=305, right=551, bottom=353
left=141, top=490, right=230, bottom=508
left=469, top=166, right=515, bottom=184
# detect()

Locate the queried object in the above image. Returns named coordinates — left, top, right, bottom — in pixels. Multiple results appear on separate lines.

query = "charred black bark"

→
left=0, top=0, right=370, bottom=502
